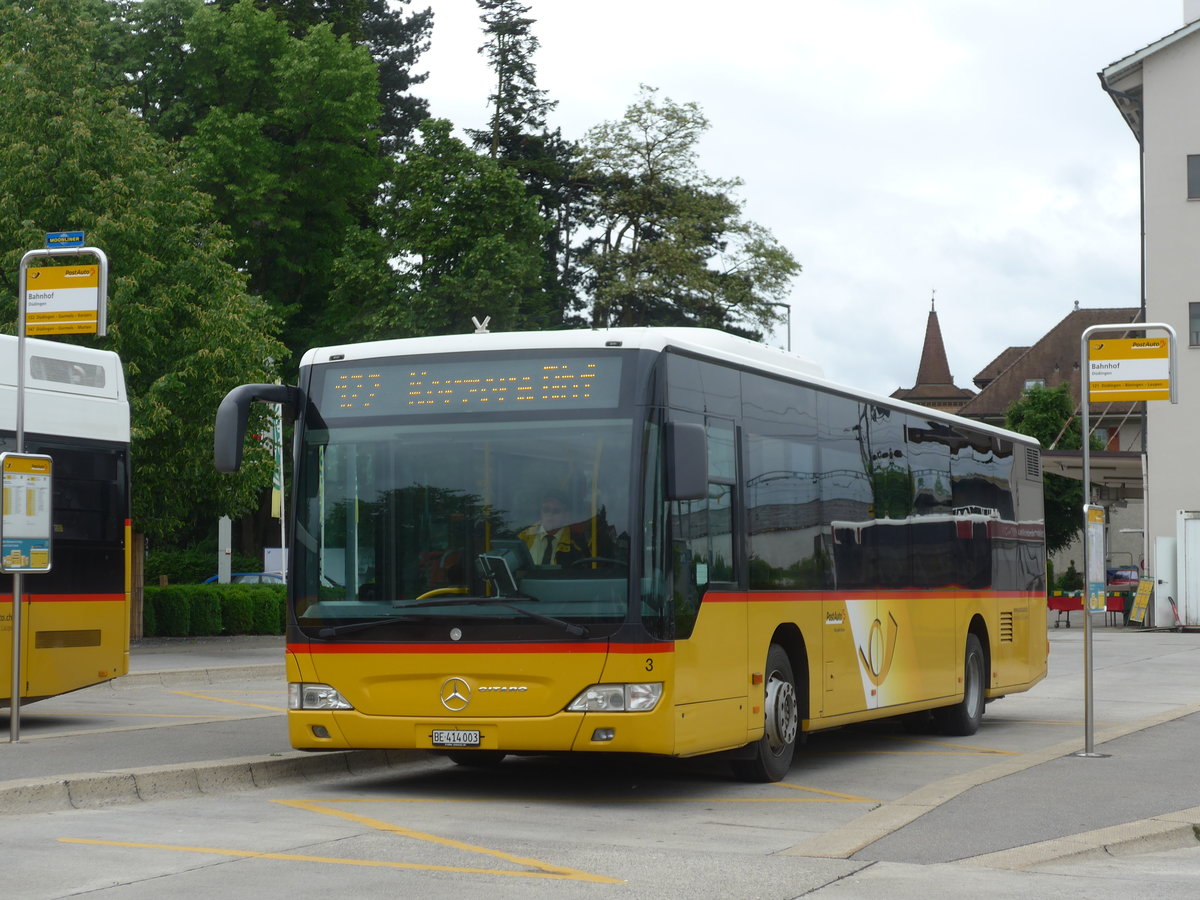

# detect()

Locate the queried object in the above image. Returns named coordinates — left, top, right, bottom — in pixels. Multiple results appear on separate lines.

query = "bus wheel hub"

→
left=765, top=675, right=798, bottom=750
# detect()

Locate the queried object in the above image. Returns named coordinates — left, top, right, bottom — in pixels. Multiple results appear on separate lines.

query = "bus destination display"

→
left=323, top=356, right=623, bottom=416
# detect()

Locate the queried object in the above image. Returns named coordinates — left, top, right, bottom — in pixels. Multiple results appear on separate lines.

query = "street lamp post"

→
left=771, top=303, right=792, bottom=353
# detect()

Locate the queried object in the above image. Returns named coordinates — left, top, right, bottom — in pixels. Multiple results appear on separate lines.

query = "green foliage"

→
left=0, top=0, right=284, bottom=544
left=471, top=1, right=553, bottom=159
left=226, top=0, right=434, bottom=154
left=375, top=118, right=551, bottom=336
left=189, top=594, right=223, bottom=635
left=578, top=86, right=800, bottom=336
left=1004, top=383, right=1101, bottom=556
left=468, top=6, right=579, bottom=326
left=1057, top=560, right=1084, bottom=592
left=221, top=591, right=255, bottom=634
left=108, top=0, right=386, bottom=362
left=150, top=588, right=192, bottom=636
left=142, top=584, right=285, bottom=635
left=144, top=547, right=261, bottom=584
left=142, top=598, right=158, bottom=637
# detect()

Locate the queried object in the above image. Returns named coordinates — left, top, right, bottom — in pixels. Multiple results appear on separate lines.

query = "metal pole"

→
left=1080, top=329, right=1094, bottom=756
left=772, top=303, right=791, bottom=353
left=10, top=254, right=31, bottom=742
left=1074, top=321, right=1177, bottom=760
left=9, top=246, right=107, bottom=741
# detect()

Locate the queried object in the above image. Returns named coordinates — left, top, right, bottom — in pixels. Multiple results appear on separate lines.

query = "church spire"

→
left=891, top=292, right=976, bottom=411
left=914, top=296, right=954, bottom=386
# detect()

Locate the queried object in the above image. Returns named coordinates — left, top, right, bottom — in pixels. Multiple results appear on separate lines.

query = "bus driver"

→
left=519, top=490, right=590, bottom=567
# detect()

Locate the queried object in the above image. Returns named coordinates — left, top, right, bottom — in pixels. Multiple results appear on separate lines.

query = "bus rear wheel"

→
left=933, top=633, right=985, bottom=736
left=732, top=644, right=799, bottom=783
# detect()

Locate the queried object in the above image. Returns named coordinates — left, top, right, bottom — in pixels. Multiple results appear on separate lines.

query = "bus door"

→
left=669, top=417, right=748, bottom=754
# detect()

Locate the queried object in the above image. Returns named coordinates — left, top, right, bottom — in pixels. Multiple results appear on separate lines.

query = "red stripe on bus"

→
left=706, top=590, right=1044, bottom=603
left=291, top=641, right=675, bottom=655
left=2, top=593, right=124, bottom=603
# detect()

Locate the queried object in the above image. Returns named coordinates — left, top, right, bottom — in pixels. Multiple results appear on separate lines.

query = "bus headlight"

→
left=566, top=683, right=663, bottom=712
left=289, top=683, right=354, bottom=710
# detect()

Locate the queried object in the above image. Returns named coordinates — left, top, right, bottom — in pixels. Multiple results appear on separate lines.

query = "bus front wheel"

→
left=732, top=644, right=799, bottom=783
left=933, top=633, right=985, bottom=736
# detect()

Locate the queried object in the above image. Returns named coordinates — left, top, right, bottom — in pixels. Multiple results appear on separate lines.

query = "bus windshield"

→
left=293, top=417, right=634, bottom=640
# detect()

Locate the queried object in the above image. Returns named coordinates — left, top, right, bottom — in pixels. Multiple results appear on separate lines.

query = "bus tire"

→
left=933, top=633, right=985, bottom=736
left=445, top=750, right=506, bottom=767
left=732, top=644, right=799, bottom=783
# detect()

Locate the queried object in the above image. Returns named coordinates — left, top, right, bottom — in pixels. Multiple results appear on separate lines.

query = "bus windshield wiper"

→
left=316, top=596, right=588, bottom=638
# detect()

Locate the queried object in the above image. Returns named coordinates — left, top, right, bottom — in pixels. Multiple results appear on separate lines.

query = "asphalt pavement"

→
left=3, top=614, right=1200, bottom=874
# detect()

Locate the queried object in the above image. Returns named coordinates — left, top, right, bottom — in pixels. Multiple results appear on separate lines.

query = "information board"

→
left=1128, top=578, right=1154, bottom=625
left=0, top=453, right=53, bottom=573
left=1087, top=338, right=1171, bottom=402
left=23, top=264, right=101, bottom=335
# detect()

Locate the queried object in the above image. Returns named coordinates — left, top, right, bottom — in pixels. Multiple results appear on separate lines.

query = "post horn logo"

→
left=440, top=677, right=471, bottom=711
left=858, top=612, right=899, bottom=687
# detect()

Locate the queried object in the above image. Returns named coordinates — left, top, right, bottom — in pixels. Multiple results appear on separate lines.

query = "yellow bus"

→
left=215, top=328, right=1047, bottom=781
left=1, top=336, right=131, bottom=705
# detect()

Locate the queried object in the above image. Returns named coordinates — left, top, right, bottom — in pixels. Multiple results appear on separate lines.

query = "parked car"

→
left=1106, top=566, right=1140, bottom=590
left=202, top=572, right=284, bottom=584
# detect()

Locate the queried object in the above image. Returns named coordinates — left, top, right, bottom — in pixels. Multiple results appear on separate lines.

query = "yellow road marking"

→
left=322, top=790, right=875, bottom=805
left=167, top=690, right=286, bottom=713
left=274, top=799, right=622, bottom=882
left=772, top=784, right=875, bottom=802
left=21, top=712, right=242, bottom=720
left=825, top=750, right=1015, bottom=758
left=58, top=838, right=622, bottom=882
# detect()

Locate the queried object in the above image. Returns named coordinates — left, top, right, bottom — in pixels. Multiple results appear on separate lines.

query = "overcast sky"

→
left=417, top=1, right=1183, bottom=397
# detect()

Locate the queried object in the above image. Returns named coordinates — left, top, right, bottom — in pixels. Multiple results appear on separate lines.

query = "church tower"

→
left=890, top=296, right=976, bottom=413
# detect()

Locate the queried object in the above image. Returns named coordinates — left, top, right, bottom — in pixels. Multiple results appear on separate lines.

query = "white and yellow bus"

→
left=1, top=335, right=131, bottom=705
left=216, top=328, right=1047, bottom=781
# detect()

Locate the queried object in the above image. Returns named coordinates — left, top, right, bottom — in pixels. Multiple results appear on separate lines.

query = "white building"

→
left=1099, top=4, right=1200, bottom=624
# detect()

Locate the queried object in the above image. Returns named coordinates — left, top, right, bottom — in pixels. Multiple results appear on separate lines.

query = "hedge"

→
left=143, top=547, right=263, bottom=586
left=142, top=584, right=286, bottom=636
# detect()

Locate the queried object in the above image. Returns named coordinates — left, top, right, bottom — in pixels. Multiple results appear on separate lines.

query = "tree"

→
left=470, top=2, right=578, bottom=326
left=213, top=0, right=434, bottom=154
left=374, top=118, right=550, bottom=336
left=577, top=86, right=800, bottom=337
left=1005, top=383, right=1099, bottom=555
left=0, top=0, right=284, bottom=543
left=106, top=0, right=386, bottom=362
left=470, top=0, right=553, bottom=160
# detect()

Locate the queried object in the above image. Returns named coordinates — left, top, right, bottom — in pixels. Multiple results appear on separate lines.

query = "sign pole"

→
left=9, top=243, right=106, bottom=742
left=1075, top=322, right=1178, bottom=759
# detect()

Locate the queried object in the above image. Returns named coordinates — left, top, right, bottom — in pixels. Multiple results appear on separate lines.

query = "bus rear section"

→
left=1, top=336, right=131, bottom=705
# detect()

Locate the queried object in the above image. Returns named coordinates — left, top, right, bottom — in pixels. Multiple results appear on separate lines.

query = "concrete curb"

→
left=112, top=665, right=285, bottom=688
left=0, top=748, right=427, bottom=816
left=780, top=697, right=1200, bottom=861
left=962, top=806, right=1200, bottom=870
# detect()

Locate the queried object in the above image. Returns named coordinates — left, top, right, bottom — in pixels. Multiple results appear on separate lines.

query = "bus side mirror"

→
left=665, top=422, right=707, bottom=501
left=214, top=383, right=299, bottom=473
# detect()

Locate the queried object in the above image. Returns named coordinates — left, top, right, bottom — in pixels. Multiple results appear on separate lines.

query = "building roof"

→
left=957, top=306, right=1142, bottom=422
left=1099, top=19, right=1200, bottom=142
left=972, top=345, right=1030, bottom=390
left=890, top=306, right=975, bottom=405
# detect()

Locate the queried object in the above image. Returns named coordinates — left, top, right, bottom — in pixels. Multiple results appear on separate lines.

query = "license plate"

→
left=432, top=729, right=481, bottom=747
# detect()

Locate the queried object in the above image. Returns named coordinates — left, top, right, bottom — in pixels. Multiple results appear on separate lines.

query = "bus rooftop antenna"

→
left=472, top=316, right=491, bottom=334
